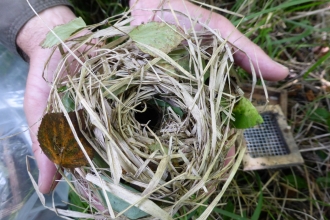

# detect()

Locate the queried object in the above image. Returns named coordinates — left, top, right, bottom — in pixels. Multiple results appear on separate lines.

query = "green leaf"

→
left=148, top=142, right=168, bottom=154
left=148, top=99, right=184, bottom=118
left=68, top=188, right=91, bottom=212
left=61, top=91, right=75, bottom=112
left=283, top=174, right=308, bottom=189
left=99, top=177, right=149, bottom=219
left=307, top=107, right=330, bottom=131
left=128, top=22, right=184, bottom=57
left=316, top=150, right=327, bottom=160
left=57, top=85, right=68, bottom=92
left=41, top=17, right=86, bottom=48
left=316, top=175, right=330, bottom=188
left=102, top=85, right=132, bottom=100
left=158, top=49, right=191, bottom=77
left=232, top=97, right=264, bottom=129
left=93, top=153, right=109, bottom=169
left=308, top=107, right=330, bottom=123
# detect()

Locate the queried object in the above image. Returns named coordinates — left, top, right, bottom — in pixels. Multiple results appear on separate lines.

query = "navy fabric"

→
left=0, top=0, right=71, bottom=59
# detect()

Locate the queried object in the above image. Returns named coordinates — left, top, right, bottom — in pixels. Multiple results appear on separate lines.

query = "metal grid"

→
left=244, top=112, right=290, bottom=158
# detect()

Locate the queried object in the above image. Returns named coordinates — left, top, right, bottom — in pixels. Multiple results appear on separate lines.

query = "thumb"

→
left=209, top=15, right=289, bottom=81
left=24, top=55, right=60, bottom=194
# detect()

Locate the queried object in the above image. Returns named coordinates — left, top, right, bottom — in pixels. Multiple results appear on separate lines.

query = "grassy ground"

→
left=205, top=1, right=330, bottom=219
left=69, top=0, right=330, bottom=219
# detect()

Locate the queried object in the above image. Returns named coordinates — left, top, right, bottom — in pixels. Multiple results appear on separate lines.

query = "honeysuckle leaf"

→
left=148, top=99, right=184, bottom=118
left=60, top=89, right=75, bottom=112
left=41, top=17, right=86, bottom=48
left=232, top=97, right=263, bottom=129
left=129, top=22, right=184, bottom=57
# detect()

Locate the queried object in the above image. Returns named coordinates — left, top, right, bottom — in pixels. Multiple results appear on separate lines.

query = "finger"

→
left=33, top=145, right=59, bottom=193
left=130, top=0, right=288, bottom=81
left=207, top=14, right=289, bottom=81
left=24, top=59, right=61, bottom=194
left=224, top=146, right=235, bottom=167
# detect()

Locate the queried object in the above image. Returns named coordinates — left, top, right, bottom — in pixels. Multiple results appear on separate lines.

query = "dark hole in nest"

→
left=135, top=103, right=163, bottom=131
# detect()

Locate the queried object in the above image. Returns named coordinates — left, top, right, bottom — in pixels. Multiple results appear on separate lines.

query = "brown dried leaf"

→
left=37, top=110, right=94, bottom=168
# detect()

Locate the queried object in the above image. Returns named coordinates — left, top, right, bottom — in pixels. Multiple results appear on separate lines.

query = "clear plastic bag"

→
left=0, top=44, right=68, bottom=220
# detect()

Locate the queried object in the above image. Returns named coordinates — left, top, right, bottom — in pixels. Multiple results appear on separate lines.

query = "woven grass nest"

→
left=34, top=9, right=263, bottom=220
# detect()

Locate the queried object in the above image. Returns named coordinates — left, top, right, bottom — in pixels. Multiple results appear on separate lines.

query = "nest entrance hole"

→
left=134, top=103, right=163, bottom=131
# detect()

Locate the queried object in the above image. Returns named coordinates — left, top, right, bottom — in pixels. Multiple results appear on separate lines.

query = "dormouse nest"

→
left=34, top=11, right=261, bottom=220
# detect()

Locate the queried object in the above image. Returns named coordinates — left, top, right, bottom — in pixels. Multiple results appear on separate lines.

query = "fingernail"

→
left=275, top=62, right=289, bottom=79
left=276, top=61, right=289, bottom=71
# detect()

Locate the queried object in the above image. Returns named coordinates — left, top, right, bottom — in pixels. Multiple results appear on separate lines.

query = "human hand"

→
left=17, top=5, right=77, bottom=194
left=129, top=0, right=289, bottom=81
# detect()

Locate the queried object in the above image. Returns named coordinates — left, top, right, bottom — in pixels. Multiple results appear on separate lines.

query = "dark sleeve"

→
left=0, top=0, right=72, bottom=59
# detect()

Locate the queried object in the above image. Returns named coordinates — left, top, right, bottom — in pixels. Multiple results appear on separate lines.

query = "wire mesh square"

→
left=244, top=112, right=290, bottom=158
